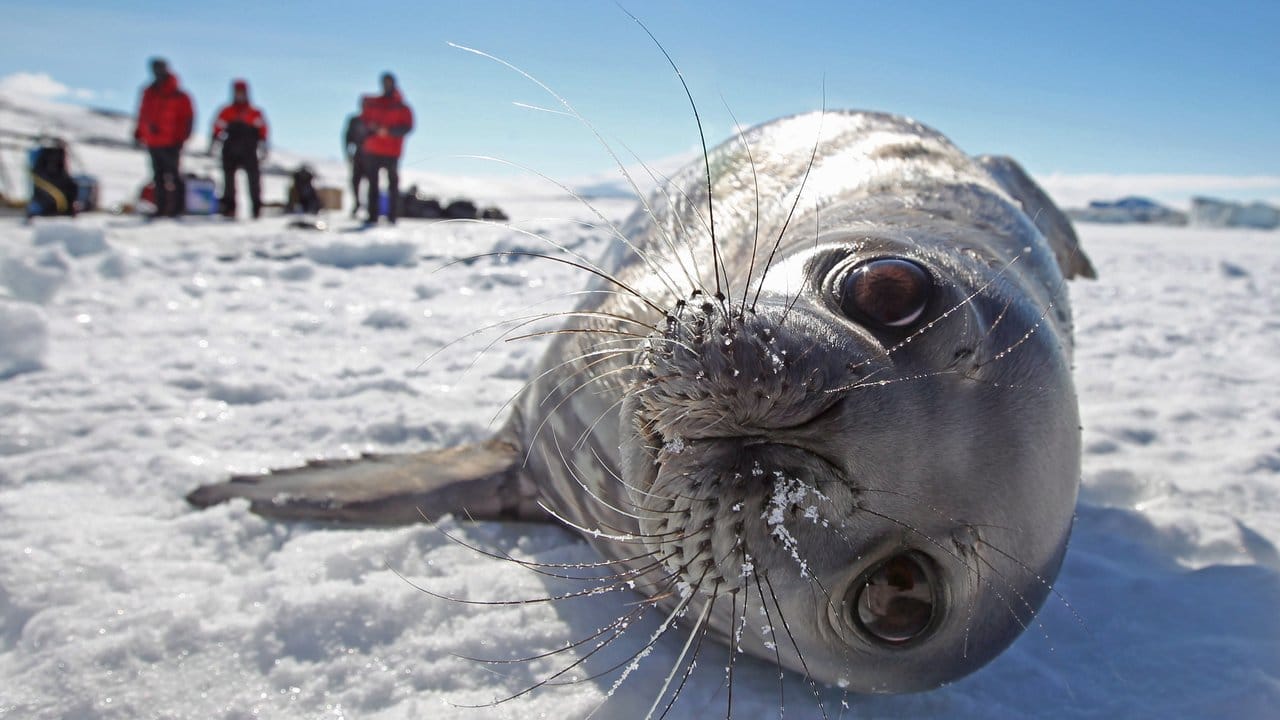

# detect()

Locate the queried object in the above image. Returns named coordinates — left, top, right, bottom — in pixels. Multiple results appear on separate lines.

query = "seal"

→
left=188, top=110, right=1095, bottom=697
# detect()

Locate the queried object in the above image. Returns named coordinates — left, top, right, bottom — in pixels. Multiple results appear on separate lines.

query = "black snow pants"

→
left=148, top=145, right=184, bottom=217
left=364, top=153, right=400, bottom=223
left=220, top=148, right=262, bottom=218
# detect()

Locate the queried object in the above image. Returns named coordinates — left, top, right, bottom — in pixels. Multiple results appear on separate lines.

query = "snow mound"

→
left=0, top=252, right=67, bottom=304
left=0, top=301, right=48, bottom=379
left=32, top=222, right=108, bottom=257
left=207, top=378, right=287, bottom=405
left=96, top=252, right=131, bottom=279
left=304, top=240, right=416, bottom=268
left=276, top=263, right=314, bottom=282
left=362, top=308, right=411, bottom=330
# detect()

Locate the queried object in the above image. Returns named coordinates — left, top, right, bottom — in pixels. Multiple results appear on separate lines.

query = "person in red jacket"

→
left=359, top=72, right=413, bottom=225
left=210, top=79, right=269, bottom=219
left=134, top=58, right=194, bottom=218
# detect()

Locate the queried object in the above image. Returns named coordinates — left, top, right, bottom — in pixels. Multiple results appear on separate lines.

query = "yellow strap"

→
left=31, top=173, right=68, bottom=212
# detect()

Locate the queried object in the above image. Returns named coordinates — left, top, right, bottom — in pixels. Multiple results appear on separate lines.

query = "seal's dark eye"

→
left=839, top=258, right=931, bottom=328
left=853, top=552, right=936, bottom=645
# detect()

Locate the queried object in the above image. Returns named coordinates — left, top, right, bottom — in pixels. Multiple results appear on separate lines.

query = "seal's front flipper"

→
left=186, top=438, right=550, bottom=525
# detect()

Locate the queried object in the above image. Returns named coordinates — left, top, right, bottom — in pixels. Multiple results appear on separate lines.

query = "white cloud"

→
left=0, top=71, right=96, bottom=101
left=1036, top=172, right=1280, bottom=210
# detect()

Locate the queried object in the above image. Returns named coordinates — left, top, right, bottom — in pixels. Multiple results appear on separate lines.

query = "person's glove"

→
left=258, top=144, right=269, bottom=163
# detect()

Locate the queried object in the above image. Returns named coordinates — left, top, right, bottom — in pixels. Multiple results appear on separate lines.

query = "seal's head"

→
left=619, top=225, right=1080, bottom=693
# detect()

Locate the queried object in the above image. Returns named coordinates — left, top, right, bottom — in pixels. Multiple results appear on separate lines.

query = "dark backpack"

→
left=28, top=143, right=79, bottom=217
left=288, top=167, right=320, bottom=214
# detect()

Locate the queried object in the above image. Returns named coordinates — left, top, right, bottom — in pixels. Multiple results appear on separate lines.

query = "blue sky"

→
left=1, top=1, right=1276, bottom=192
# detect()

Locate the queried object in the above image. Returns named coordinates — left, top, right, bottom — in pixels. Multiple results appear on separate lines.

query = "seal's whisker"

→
left=448, top=250, right=668, bottom=315
left=761, top=476, right=839, bottom=607
left=647, top=583, right=718, bottom=720
left=965, top=546, right=1056, bottom=646
left=552, top=433, right=656, bottom=521
left=983, top=301, right=1056, bottom=366
left=619, top=7, right=731, bottom=313
left=602, top=519, right=708, bottom=543
left=824, top=484, right=987, bottom=533
left=508, top=326, right=693, bottom=362
left=582, top=561, right=713, bottom=718
left=833, top=250, right=1029, bottom=382
left=534, top=499, right=710, bottom=547
left=725, top=584, right=751, bottom=719
left=456, top=310, right=649, bottom=384
left=763, top=574, right=831, bottom=720
left=455, top=570, right=702, bottom=706
left=802, top=507, right=870, bottom=572
left=435, top=515, right=669, bottom=583
left=492, top=343, right=639, bottom=425
left=488, top=338, right=645, bottom=427
left=963, top=539, right=980, bottom=659
left=811, top=484, right=1056, bottom=647
left=849, top=504, right=1035, bottom=638
left=506, top=327, right=650, bottom=345
left=388, top=563, right=639, bottom=608
left=573, top=391, right=634, bottom=452
left=588, top=446, right=686, bottom=516
left=751, top=96, right=825, bottom=313
left=720, top=98, right=762, bottom=321
left=614, top=139, right=712, bottom=295
left=958, top=288, right=1071, bottom=392
left=978, top=295, right=1017, bottom=348
left=836, top=368, right=964, bottom=393
left=417, top=288, right=633, bottom=371
left=410, top=507, right=661, bottom=572
left=749, top=568, right=788, bottom=712
left=433, top=218, right=668, bottom=311
left=976, top=537, right=1091, bottom=636
left=448, top=42, right=706, bottom=305
left=452, top=597, right=651, bottom=665
left=779, top=196, right=825, bottom=324
left=509, top=100, right=573, bottom=117
left=450, top=599, right=663, bottom=708
left=451, top=155, right=687, bottom=297
left=539, top=350, right=644, bottom=410
left=532, top=499, right=638, bottom=543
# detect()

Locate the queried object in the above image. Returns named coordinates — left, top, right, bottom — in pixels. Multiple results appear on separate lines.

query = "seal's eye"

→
left=853, top=552, right=936, bottom=645
left=839, top=258, right=931, bottom=328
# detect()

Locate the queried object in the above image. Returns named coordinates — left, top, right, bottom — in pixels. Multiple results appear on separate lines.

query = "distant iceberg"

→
left=1189, top=197, right=1280, bottom=229
left=1067, top=195, right=1280, bottom=229
left=1065, top=196, right=1187, bottom=225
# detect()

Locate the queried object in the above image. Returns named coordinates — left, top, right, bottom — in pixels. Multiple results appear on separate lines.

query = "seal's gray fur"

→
left=190, top=110, right=1092, bottom=694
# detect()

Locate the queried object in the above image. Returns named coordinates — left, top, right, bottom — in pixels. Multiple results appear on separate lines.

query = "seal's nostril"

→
left=853, top=551, right=937, bottom=645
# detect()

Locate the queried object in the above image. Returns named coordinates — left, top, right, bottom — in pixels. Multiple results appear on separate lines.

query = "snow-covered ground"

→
left=2, top=94, right=1279, bottom=719
left=2, top=210, right=1278, bottom=719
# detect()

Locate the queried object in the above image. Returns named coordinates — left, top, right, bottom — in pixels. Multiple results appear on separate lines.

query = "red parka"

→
left=212, top=82, right=269, bottom=149
left=359, top=91, right=413, bottom=158
left=134, top=74, right=194, bottom=149
left=213, top=102, right=268, bottom=140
